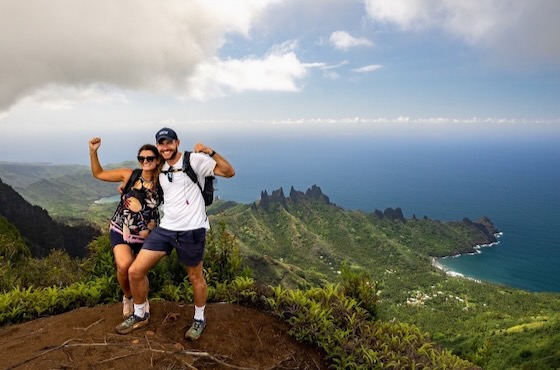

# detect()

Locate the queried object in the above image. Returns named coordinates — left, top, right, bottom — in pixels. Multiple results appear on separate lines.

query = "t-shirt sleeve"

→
left=191, top=152, right=216, bottom=178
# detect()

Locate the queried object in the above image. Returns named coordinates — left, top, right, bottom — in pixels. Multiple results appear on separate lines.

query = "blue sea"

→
left=210, top=123, right=560, bottom=293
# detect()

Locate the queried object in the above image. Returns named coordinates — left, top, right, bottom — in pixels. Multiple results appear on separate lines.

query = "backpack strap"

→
left=123, top=168, right=142, bottom=194
left=183, top=151, right=202, bottom=191
left=111, top=168, right=142, bottom=219
left=156, top=182, right=163, bottom=202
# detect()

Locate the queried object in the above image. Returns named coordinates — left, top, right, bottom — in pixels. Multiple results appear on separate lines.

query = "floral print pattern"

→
left=110, top=177, right=161, bottom=243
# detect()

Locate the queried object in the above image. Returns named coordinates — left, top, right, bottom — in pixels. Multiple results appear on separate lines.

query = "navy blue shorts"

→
left=141, top=227, right=206, bottom=267
left=110, top=229, right=143, bottom=254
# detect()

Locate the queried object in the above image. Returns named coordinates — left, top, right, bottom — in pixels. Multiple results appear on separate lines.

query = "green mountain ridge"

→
left=1, top=163, right=559, bottom=369
left=205, top=186, right=559, bottom=369
left=209, top=185, right=498, bottom=287
left=0, top=161, right=135, bottom=223
left=0, top=178, right=100, bottom=257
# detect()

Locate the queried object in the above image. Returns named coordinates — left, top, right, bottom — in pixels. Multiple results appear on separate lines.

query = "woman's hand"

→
left=89, top=137, right=101, bottom=153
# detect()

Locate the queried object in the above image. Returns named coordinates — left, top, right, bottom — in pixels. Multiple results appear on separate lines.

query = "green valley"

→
left=1, top=162, right=559, bottom=369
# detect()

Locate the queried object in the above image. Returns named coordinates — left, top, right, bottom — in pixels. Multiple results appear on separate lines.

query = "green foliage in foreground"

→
left=0, top=217, right=86, bottom=292
left=221, top=276, right=479, bottom=370
left=0, top=223, right=481, bottom=369
left=0, top=274, right=479, bottom=369
left=0, top=216, right=30, bottom=290
left=0, top=276, right=116, bottom=324
left=2, top=195, right=560, bottom=369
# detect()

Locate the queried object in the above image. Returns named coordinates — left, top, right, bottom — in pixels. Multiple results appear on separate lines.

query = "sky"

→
left=1, top=0, right=560, bottom=165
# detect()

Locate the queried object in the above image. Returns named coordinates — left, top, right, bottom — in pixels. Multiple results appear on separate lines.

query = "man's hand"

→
left=194, top=143, right=214, bottom=156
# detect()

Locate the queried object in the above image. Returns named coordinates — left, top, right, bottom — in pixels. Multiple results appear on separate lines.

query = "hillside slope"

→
left=1, top=173, right=559, bottom=369
left=0, top=178, right=100, bottom=257
left=208, top=186, right=560, bottom=369
left=210, top=185, right=498, bottom=288
left=0, top=161, right=128, bottom=220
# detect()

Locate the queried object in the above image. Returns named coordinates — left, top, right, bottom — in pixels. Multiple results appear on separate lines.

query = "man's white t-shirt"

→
left=159, top=152, right=215, bottom=231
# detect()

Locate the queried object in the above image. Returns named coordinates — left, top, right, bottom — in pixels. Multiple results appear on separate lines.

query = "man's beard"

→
left=165, top=149, right=179, bottom=162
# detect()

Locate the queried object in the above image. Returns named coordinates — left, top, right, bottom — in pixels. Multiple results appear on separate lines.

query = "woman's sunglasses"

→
left=137, top=156, right=157, bottom=163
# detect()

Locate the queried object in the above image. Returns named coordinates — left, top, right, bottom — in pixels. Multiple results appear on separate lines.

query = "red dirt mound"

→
left=0, top=301, right=328, bottom=370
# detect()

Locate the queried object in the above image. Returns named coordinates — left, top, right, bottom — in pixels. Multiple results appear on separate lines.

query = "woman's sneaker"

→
left=115, top=313, right=150, bottom=335
left=185, top=319, right=206, bottom=340
left=122, top=298, right=149, bottom=318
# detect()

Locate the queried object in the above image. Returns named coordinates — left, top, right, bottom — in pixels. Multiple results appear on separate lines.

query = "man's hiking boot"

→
left=115, top=313, right=150, bottom=335
left=185, top=319, right=206, bottom=340
left=122, top=296, right=133, bottom=318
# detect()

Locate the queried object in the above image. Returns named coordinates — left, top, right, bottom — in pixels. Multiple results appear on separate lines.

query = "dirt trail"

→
left=0, top=301, right=327, bottom=370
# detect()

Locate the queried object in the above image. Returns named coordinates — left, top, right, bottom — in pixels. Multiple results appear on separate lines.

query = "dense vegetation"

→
left=1, top=221, right=482, bottom=369
left=209, top=194, right=560, bottom=369
left=0, top=178, right=101, bottom=257
left=1, top=163, right=559, bottom=369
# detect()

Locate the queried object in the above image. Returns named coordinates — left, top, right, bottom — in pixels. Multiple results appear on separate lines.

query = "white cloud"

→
left=185, top=42, right=323, bottom=100
left=18, top=85, right=129, bottom=111
left=363, top=0, right=560, bottom=66
left=352, top=64, right=383, bottom=73
left=364, top=0, right=431, bottom=29
left=318, top=60, right=349, bottom=79
left=0, top=0, right=282, bottom=111
left=320, top=60, right=350, bottom=70
left=364, top=0, right=514, bottom=37
left=329, top=31, right=373, bottom=51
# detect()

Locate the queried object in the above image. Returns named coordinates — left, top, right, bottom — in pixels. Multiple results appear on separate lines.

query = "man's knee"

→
left=128, top=250, right=164, bottom=282
left=128, top=264, right=147, bottom=283
left=187, top=266, right=205, bottom=285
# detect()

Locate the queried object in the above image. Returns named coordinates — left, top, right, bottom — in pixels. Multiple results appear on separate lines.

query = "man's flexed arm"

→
left=194, top=143, right=235, bottom=178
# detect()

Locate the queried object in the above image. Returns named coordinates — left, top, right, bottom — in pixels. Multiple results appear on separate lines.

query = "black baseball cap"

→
left=155, top=127, right=178, bottom=143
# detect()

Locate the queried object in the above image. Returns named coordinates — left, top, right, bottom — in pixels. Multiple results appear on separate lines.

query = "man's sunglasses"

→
left=137, top=156, right=157, bottom=163
left=163, top=166, right=182, bottom=182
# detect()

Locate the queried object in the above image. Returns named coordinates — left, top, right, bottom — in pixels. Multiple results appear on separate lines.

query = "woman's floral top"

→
left=110, top=175, right=161, bottom=243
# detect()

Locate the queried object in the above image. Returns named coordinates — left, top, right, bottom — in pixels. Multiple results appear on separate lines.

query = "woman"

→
left=89, top=137, right=163, bottom=318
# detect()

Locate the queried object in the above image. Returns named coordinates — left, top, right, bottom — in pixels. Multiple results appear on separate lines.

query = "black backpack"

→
left=183, top=151, right=215, bottom=206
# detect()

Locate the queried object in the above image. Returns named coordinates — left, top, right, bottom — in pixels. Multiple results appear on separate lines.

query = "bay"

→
left=215, top=125, right=560, bottom=292
left=94, top=194, right=120, bottom=204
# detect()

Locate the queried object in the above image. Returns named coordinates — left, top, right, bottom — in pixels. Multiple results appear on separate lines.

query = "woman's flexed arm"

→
left=89, top=137, right=132, bottom=182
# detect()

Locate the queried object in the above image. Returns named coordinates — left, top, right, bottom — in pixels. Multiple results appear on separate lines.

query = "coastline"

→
left=444, top=231, right=503, bottom=258
left=94, top=194, right=120, bottom=204
left=432, top=232, right=503, bottom=283
left=431, top=258, right=482, bottom=283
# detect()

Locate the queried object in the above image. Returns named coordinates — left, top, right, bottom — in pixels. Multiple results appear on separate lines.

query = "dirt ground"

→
left=0, top=301, right=328, bottom=370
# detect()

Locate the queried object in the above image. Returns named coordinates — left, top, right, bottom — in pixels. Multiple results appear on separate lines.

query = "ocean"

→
left=211, top=123, right=560, bottom=293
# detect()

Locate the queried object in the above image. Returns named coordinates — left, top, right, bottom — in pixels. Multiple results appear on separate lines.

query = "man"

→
left=115, top=127, right=235, bottom=340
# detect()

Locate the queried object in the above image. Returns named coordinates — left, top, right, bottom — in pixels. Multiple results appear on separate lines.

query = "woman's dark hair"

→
left=137, top=143, right=160, bottom=157
left=137, top=144, right=164, bottom=187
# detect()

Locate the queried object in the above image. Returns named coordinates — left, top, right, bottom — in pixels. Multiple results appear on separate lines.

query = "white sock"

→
left=194, top=305, right=205, bottom=321
left=134, top=302, right=147, bottom=318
